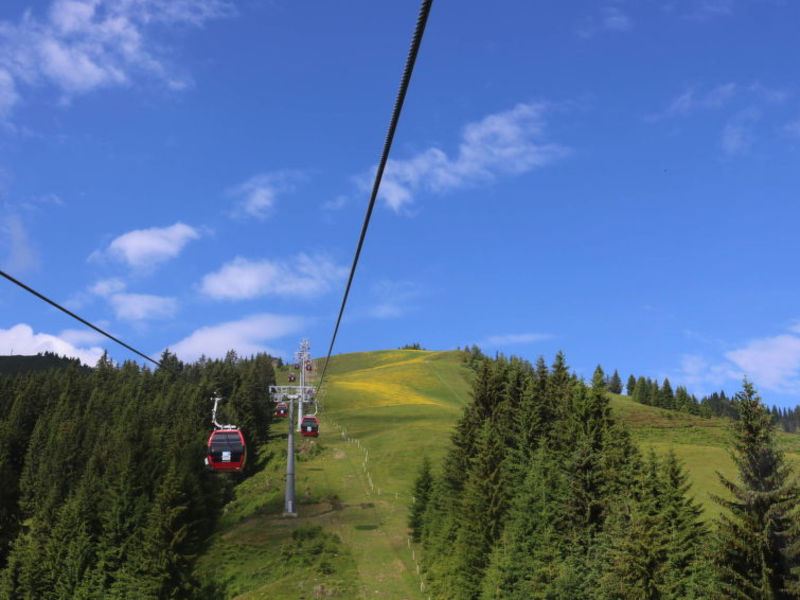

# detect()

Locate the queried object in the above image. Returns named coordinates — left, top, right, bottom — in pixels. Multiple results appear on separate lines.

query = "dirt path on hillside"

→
left=293, top=420, right=424, bottom=599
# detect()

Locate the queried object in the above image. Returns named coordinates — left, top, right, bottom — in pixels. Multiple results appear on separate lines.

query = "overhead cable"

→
left=316, top=0, right=434, bottom=392
left=0, top=268, right=162, bottom=368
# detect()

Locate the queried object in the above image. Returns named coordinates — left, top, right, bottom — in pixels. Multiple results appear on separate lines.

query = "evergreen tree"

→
left=661, top=378, right=675, bottom=411
left=649, top=379, right=661, bottom=408
left=633, top=376, right=649, bottom=405
left=450, top=421, right=509, bottom=600
left=592, top=365, right=606, bottom=389
left=608, top=370, right=623, bottom=394
left=658, top=451, right=712, bottom=599
left=713, top=381, right=800, bottom=599
left=409, top=457, right=433, bottom=542
left=626, top=374, right=637, bottom=396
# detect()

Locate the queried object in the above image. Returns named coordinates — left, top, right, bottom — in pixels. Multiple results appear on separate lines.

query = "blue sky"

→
left=2, top=0, right=800, bottom=406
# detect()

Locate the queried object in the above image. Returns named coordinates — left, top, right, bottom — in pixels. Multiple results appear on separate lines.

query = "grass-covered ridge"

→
left=199, top=349, right=800, bottom=597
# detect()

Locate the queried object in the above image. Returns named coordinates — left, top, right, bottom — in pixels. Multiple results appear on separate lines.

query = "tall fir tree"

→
left=608, top=370, right=623, bottom=394
left=660, top=378, right=675, bottom=410
left=713, top=381, right=800, bottom=599
left=626, top=374, right=637, bottom=396
left=408, top=457, right=433, bottom=542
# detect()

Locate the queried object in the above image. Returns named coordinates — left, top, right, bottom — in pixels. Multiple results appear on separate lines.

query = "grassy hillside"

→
left=609, top=392, right=800, bottom=517
left=196, top=350, right=472, bottom=599
left=197, top=349, right=800, bottom=598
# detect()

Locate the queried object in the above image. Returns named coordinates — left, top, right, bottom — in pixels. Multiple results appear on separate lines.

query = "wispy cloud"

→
left=368, top=280, right=424, bottom=319
left=93, top=222, right=200, bottom=269
left=683, top=0, right=734, bottom=21
left=227, top=171, right=304, bottom=220
left=200, top=254, right=347, bottom=300
left=577, top=5, right=633, bottom=38
left=724, top=334, right=800, bottom=394
left=0, top=0, right=234, bottom=114
left=0, top=322, right=104, bottom=365
left=108, top=292, right=177, bottom=321
left=90, top=277, right=177, bottom=321
left=676, top=353, right=741, bottom=394
left=0, top=212, right=38, bottom=272
left=90, top=277, right=125, bottom=296
left=783, top=118, right=800, bottom=138
left=721, top=107, right=760, bottom=155
left=485, top=332, right=553, bottom=346
left=322, top=195, right=348, bottom=211
left=167, top=313, right=303, bottom=362
left=648, top=83, right=737, bottom=120
left=676, top=323, right=800, bottom=397
left=0, top=69, right=19, bottom=116
left=58, top=327, right=105, bottom=346
left=365, top=102, right=569, bottom=213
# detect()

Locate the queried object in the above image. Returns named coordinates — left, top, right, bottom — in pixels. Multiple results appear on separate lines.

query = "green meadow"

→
left=197, top=350, right=800, bottom=598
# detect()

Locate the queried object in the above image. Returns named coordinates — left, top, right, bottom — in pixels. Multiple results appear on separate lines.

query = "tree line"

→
left=0, top=350, right=275, bottom=599
left=592, top=364, right=800, bottom=433
left=410, top=352, right=800, bottom=599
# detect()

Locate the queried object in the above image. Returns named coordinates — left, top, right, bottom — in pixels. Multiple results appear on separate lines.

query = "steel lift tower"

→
left=270, top=339, right=315, bottom=517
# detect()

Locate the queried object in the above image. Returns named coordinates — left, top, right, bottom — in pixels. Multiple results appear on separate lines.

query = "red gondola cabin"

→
left=305, top=362, right=312, bottom=371
left=205, top=429, right=246, bottom=472
left=288, top=373, right=296, bottom=382
left=276, top=402, right=288, bottom=417
left=300, top=415, right=319, bottom=437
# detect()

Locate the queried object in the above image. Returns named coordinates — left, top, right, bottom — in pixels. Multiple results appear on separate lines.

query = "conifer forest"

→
left=0, top=351, right=275, bottom=598
left=411, top=353, right=800, bottom=600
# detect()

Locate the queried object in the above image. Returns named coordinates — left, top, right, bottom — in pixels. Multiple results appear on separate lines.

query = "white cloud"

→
left=601, top=7, right=633, bottom=31
left=368, top=103, right=568, bottom=213
left=167, top=313, right=303, bottom=362
left=676, top=353, right=741, bottom=393
left=675, top=325, right=800, bottom=397
left=368, top=280, right=423, bottom=319
left=0, top=212, right=38, bottom=272
left=485, top=332, right=553, bottom=346
left=748, top=82, right=790, bottom=104
left=684, top=0, right=734, bottom=20
left=200, top=254, right=347, bottom=300
left=0, top=322, right=104, bottom=365
left=650, top=83, right=737, bottom=120
left=0, top=69, right=19, bottom=116
left=0, top=0, right=234, bottom=114
left=227, top=171, right=304, bottom=220
left=58, top=327, right=105, bottom=345
left=109, top=292, right=177, bottom=321
left=90, top=277, right=125, bottom=296
left=783, top=118, right=800, bottom=138
left=724, top=334, right=800, bottom=394
left=577, top=5, right=633, bottom=38
left=88, top=277, right=176, bottom=321
left=721, top=108, right=760, bottom=155
left=99, top=222, right=200, bottom=269
left=322, top=195, right=348, bottom=211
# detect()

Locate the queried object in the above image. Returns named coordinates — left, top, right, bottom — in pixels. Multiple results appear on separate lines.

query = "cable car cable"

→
left=0, top=268, right=162, bottom=368
left=315, top=0, right=434, bottom=393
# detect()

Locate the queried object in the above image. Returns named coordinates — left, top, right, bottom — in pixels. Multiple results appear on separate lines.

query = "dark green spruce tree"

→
left=408, top=457, right=433, bottom=543
left=626, top=374, right=637, bottom=396
left=608, top=370, right=623, bottom=394
left=713, top=381, right=800, bottom=599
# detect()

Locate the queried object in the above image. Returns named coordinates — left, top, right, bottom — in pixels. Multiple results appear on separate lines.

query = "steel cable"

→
left=0, top=268, right=161, bottom=368
left=316, top=0, right=434, bottom=393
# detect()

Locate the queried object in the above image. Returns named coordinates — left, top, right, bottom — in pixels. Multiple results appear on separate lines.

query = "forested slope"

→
left=2, top=349, right=799, bottom=598
left=0, top=351, right=276, bottom=598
